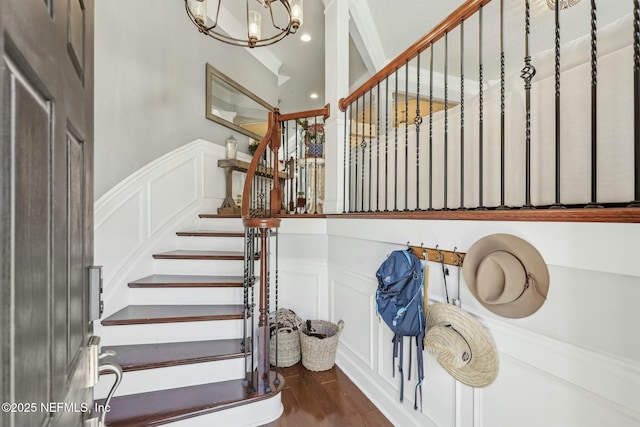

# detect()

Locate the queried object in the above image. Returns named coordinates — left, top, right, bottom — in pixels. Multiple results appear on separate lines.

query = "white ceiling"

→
left=221, top=0, right=633, bottom=114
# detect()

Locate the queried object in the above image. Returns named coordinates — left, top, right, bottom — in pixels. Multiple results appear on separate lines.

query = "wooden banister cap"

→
left=243, top=218, right=281, bottom=229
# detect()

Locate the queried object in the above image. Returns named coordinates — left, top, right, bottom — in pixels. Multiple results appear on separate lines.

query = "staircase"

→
left=96, top=216, right=283, bottom=427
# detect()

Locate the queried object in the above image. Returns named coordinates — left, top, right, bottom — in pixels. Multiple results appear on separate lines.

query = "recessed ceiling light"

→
left=301, top=34, right=311, bottom=42
left=310, top=93, right=318, bottom=99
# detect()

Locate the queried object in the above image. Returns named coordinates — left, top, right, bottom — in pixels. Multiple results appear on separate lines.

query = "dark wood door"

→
left=0, top=0, right=95, bottom=426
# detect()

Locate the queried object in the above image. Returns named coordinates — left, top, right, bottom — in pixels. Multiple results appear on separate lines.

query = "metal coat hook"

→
left=421, top=243, right=428, bottom=261
left=436, top=245, right=450, bottom=303
left=453, top=247, right=463, bottom=307
left=453, top=247, right=464, bottom=266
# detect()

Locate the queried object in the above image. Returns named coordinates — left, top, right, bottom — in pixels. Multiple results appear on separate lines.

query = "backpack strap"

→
left=414, top=332, right=425, bottom=411
left=398, top=334, right=404, bottom=402
left=392, top=333, right=399, bottom=378
left=407, top=335, right=412, bottom=381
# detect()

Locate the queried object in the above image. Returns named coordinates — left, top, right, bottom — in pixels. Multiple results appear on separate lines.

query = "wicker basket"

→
left=269, top=308, right=303, bottom=368
left=300, top=319, right=344, bottom=371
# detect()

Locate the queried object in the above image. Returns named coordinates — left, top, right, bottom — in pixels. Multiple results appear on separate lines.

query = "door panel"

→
left=68, top=131, right=86, bottom=367
left=67, top=0, right=85, bottom=82
left=0, top=0, right=94, bottom=426
left=11, top=59, right=53, bottom=427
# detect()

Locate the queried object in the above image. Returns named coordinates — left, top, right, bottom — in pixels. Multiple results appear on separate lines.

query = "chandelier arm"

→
left=213, top=0, right=222, bottom=27
left=268, top=1, right=292, bottom=33
left=246, top=0, right=251, bottom=44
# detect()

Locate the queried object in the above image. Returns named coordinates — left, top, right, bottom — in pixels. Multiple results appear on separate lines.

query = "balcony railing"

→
left=338, top=0, right=640, bottom=220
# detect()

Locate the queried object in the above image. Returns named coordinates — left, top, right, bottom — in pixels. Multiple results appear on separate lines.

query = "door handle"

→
left=97, top=360, right=123, bottom=427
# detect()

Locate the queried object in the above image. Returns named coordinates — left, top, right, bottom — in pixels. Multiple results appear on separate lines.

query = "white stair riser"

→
left=175, top=236, right=245, bottom=251
left=129, top=287, right=244, bottom=305
left=163, top=394, right=283, bottom=427
left=196, top=218, right=245, bottom=229
left=152, top=258, right=250, bottom=276
left=101, top=319, right=246, bottom=345
left=94, top=357, right=247, bottom=399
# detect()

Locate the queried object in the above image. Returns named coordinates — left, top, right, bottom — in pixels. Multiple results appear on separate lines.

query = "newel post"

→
left=323, top=0, right=349, bottom=213
left=243, top=217, right=280, bottom=394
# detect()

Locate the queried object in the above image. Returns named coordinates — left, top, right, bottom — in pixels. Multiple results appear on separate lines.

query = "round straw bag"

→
left=269, top=308, right=303, bottom=368
left=300, top=319, right=344, bottom=371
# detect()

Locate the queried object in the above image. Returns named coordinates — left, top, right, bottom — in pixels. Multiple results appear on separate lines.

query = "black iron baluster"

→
left=273, top=228, right=280, bottom=386
left=385, top=76, right=390, bottom=211
left=294, top=120, right=302, bottom=213
left=376, top=83, right=381, bottom=211
left=247, top=228, right=256, bottom=393
left=459, top=20, right=466, bottom=210
left=394, top=68, right=399, bottom=211
left=361, top=97, right=366, bottom=212
left=404, top=61, right=410, bottom=211
left=551, top=0, right=565, bottom=209
left=348, top=106, right=353, bottom=212
left=283, top=122, right=289, bottom=213
left=369, top=88, right=373, bottom=212
left=355, top=97, right=359, bottom=212
left=632, top=0, right=640, bottom=207
left=521, top=0, right=536, bottom=209
left=478, top=6, right=486, bottom=210
left=429, top=43, right=434, bottom=211
left=586, top=0, right=602, bottom=208
left=416, top=51, right=423, bottom=211
left=242, top=228, right=250, bottom=389
left=343, top=108, right=348, bottom=213
left=444, top=32, right=449, bottom=211
left=314, top=115, right=318, bottom=214
left=264, top=227, right=271, bottom=393
left=498, top=0, right=508, bottom=210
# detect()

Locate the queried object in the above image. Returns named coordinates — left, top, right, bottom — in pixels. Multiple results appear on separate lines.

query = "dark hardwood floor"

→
left=261, top=363, right=393, bottom=427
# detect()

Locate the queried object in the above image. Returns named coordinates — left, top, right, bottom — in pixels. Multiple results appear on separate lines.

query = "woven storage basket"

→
left=300, top=319, right=344, bottom=371
left=269, top=308, right=303, bottom=368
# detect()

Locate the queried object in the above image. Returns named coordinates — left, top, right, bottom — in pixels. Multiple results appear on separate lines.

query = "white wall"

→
left=94, top=0, right=277, bottom=200
left=322, top=218, right=640, bottom=427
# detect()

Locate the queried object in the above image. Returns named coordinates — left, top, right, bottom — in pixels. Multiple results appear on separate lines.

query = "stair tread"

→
left=198, top=213, right=241, bottom=218
left=102, top=339, right=247, bottom=371
left=101, top=305, right=244, bottom=326
left=100, top=372, right=283, bottom=427
left=153, top=250, right=248, bottom=260
left=128, top=274, right=244, bottom=288
left=176, top=230, right=245, bottom=237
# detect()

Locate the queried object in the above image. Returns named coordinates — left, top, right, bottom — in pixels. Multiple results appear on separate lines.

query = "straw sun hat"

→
left=462, top=234, right=550, bottom=319
left=425, top=303, right=499, bottom=388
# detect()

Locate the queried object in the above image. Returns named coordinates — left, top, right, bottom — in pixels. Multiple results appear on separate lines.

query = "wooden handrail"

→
left=277, top=104, right=330, bottom=122
left=338, top=0, right=493, bottom=111
left=241, top=111, right=279, bottom=219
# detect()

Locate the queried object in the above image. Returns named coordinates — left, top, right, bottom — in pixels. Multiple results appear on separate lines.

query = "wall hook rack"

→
left=405, top=243, right=466, bottom=267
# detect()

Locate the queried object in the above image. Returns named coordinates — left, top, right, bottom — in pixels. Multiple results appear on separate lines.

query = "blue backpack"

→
left=376, top=249, right=425, bottom=410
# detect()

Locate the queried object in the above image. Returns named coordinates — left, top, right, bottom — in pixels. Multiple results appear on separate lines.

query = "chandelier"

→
left=185, top=0, right=303, bottom=48
left=546, top=0, right=582, bottom=10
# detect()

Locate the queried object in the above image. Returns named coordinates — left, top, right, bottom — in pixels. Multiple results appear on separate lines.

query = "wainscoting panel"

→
left=276, top=259, right=328, bottom=323
left=94, top=189, right=144, bottom=286
left=149, top=157, right=198, bottom=234
left=330, top=272, right=374, bottom=369
left=482, top=354, right=640, bottom=427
